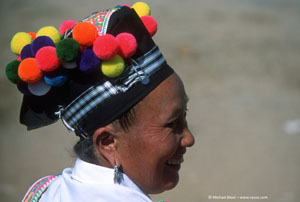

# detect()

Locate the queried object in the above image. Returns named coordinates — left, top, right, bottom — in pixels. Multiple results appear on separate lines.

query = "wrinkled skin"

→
left=94, top=73, right=195, bottom=194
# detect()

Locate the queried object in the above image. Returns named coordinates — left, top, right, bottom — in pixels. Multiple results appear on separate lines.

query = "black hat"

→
left=6, top=3, right=173, bottom=136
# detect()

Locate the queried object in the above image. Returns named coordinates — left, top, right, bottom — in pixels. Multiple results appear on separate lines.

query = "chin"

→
left=163, top=168, right=180, bottom=190
left=149, top=175, right=180, bottom=194
left=164, top=177, right=179, bottom=191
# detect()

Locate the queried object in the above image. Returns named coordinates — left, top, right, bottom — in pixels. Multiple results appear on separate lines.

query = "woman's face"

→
left=115, top=73, right=195, bottom=194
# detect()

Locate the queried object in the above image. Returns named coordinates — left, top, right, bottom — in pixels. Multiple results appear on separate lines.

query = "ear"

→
left=93, top=125, right=117, bottom=168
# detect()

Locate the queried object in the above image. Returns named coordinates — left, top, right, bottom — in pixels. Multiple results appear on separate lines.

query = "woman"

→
left=6, top=2, right=194, bottom=202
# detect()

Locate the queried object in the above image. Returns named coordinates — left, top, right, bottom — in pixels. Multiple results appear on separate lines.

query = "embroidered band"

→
left=22, top=175, right=59, bottom=202
left=81, top=8, right=118, bottom=35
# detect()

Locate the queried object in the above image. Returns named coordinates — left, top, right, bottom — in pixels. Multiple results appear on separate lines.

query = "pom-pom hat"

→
left=8, top=3, right=173, bottom=136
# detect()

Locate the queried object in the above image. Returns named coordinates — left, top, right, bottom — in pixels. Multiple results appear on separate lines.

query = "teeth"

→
left=166, top=158, right=184, bottom=165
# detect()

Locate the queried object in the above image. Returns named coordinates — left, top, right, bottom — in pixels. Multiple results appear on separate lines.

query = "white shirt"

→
left=39, top=158, right=153, bottom=202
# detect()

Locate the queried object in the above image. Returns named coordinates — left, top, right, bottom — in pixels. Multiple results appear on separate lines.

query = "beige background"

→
left=1, top=0, right=300, bottom=202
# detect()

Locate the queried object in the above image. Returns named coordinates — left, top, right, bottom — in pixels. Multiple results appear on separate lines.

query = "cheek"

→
left=143, top=134, right=181, bottom=193
left=142, top=128, right=179, bottom=160
left=140, top=132, right=180, bottom=182
left=146, top=129, right=180, bottom=153
left=117, top=129, right=180, bottom=193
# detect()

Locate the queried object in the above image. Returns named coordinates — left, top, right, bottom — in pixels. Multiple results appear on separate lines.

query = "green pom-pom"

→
left=56, top=38, right=80, bottom=62
left=6, top=60, right=21, bottom=84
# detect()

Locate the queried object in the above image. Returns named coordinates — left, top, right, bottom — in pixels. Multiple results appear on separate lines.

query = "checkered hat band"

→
left=62, top=82, right=118, bottom=127
left=60, top=46, right=165, bottom=130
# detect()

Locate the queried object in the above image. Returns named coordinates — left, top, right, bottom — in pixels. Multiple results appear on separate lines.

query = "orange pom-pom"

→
left=73, top=22, right=98, bottom=47
left=27, top=32, right=37, bottom=40
left=18, top=58, right=43, bottom=83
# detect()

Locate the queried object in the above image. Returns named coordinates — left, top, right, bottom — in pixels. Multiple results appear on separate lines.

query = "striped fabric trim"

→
left=22, top=175, right=59, bottom=202
left=63, top=81, right=118, bottom=129
left=59, top=46, right=166, bottom=131
left=118, top=46, right=165, bottom=91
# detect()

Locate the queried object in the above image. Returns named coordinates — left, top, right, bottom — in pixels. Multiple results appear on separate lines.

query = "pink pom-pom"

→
left=141, top=15, right=157, bottom=37
left=17, top=55, right=21, bottom=61
left=121, top=4, right=131, bottom=8
left=59, top=20, right=77, bottom=35
left=116, top=33, right=137, bottom=58
left=93, top=34, right=118, bottom=61
left=36, top=46, right=61, bottom=72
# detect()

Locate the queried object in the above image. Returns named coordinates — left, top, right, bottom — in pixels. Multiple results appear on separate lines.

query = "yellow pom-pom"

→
left=132, top=2, right=151, bottom=17
left=10, top=32, right=33, bottom=55
left=101, top=55, right=125, bottom=78
left=36, top=26, right=60, bottom=44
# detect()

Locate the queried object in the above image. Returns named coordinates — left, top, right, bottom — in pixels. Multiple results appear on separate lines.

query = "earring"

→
left=114, top=164, right=121, bottom=184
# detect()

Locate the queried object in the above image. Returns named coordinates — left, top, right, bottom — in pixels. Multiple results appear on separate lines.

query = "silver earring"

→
left=114, top=164, right=121, bottom=184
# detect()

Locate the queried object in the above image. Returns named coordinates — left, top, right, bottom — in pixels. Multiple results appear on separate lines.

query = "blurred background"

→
left=1, top=0, right=300, bottom=201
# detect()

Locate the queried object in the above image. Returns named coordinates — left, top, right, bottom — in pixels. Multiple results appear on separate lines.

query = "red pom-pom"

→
left=59, top=20, right=77, bottom=35
left=18, top=58, right=43, bottom=83
left=73, top=22, right=98, bottom=47
left=141, top=15, right=157, bottom=37
left=17, top=55, right=21, bottom=61
left=27, top=32, right=37, bottom=40
left=36, top=46, right=61, bottom=72
left=116, top=33, right=137, bottom=58
left=93, top=34, right=118, bottom=60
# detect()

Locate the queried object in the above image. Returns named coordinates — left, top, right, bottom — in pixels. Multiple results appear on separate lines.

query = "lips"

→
left=166, top=157, right=184, bottom=166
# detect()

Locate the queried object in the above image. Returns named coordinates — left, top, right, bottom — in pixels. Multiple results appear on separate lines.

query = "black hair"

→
left=73, top=107, right=135, bottom=164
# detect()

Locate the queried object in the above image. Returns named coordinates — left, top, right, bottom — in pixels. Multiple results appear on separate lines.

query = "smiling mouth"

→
left=166, top=157, right=184, bottom=166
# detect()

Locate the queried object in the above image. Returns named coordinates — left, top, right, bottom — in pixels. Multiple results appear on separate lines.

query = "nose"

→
left=181, top=127, right=195, bottom=147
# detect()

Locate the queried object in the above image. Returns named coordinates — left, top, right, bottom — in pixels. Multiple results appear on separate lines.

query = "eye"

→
left=165, top=117, right=186, bottom=134
left=164, top=108, right=188, bottom=133
left=165, top=119, right=179, bottom=129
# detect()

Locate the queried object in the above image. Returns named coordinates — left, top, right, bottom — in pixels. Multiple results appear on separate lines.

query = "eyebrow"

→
left=166, top=93, right=189, bottom=122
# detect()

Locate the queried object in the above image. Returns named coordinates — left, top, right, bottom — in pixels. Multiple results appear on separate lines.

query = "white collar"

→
left=71, top=158, right=150, bottom=198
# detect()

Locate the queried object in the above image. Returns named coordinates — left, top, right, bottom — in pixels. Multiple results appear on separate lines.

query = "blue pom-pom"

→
left=44, top=69, right=68, bottom=87
left=79, top=49, right=101, bottom=72
left=44, top=74, right=67, bottom=87
left=31, top=36, right=55, bottom=56
left=20, top=44, right=34, bottom=60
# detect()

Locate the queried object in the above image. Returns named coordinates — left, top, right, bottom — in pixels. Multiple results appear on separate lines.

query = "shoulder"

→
left=21, top=175, right=60, bottom=202
left=37, top=169, right=152, bottom=202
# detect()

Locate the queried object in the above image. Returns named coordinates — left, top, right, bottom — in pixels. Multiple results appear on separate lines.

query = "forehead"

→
left=134, top=73, right=187, bottom=123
